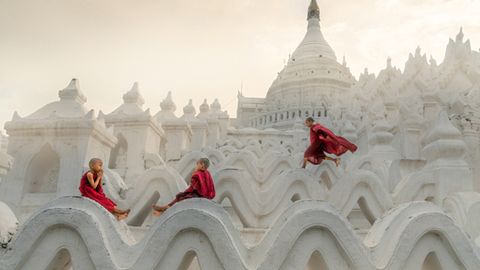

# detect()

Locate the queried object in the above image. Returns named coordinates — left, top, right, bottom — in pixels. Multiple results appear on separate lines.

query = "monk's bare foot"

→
left=116, top=213, right=128, bottom=221
left=152, top=204, right=169, bottom=212
left=335, top=158, right=341, bottom=167
left=152, top=210, right=165, bottom=216
left=118, top=209, right=131, bottom=215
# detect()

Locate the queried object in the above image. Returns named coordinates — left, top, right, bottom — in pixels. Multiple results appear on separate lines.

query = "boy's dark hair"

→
left=305, top=117, right=315, bottom=123
left=198, top=157, right=210, bottom=168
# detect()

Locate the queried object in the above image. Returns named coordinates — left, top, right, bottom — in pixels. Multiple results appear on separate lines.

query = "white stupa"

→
left=237, top=0, right=355, bottom=130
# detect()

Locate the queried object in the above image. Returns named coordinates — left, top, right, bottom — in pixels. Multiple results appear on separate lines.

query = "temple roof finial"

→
left=415, top=46, right=421, bottom=57
left=307, top=0, right=320, bottom=20
left=456, top=27, right=464, bottom=42
left=58, top=78, right=87, bottom=104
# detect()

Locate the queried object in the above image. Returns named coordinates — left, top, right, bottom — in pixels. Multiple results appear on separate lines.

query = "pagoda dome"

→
left=265, top=0, right=355, bottom=111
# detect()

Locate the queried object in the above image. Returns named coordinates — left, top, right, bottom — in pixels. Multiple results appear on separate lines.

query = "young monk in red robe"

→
left=79, top=158, right=130, bottom=220
left=302, top=117, right=357, bottom=168
left=152, top=158, right=215, bottom=216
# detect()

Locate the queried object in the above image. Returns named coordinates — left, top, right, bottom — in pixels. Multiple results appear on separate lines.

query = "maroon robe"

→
left=304, top=123, right=357, bottom=165
left=168, top=169, right=216, bottom=206
left=79, top=171, right=117, bottom=212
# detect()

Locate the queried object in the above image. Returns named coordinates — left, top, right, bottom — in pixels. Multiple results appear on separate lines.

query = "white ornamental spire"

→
left=122, top=82, right=145, bottom=108
left=59, top=78, right=87, bottom=104
left=160, top=91, right=176, bottom=112
left=456, top=27, right=464, bottom=43
left=307, top=0, right=320, bottom=20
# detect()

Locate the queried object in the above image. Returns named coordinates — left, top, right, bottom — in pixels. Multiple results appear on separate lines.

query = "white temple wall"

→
left=162, top=123, right=191, bottom=161
left=108, top=124, right=163, bottom=186
left=206, top=119, right=220, bottom=147
left=189, top=123, right=208, bottom=151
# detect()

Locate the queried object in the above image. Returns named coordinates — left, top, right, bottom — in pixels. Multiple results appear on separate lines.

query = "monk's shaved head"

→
left=198, top=158, right=210, bottom=169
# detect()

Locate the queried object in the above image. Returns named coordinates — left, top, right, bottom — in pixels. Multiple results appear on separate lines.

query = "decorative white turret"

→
left=399, top=102, right=424, bottom=159
left=374, top=58, right=402, bottom=99
left=196, top=99, right=221, bottom=146
left=210, top=99, right=221, bottom=114
left=181, top=100, right=207, bottom=150
left=210, top=98, right=230, bottom=139
left=123, top=82, right=144, bottom=104
left=398, top=46, right=435, bottom=98
left=197, top=99, right=211, bottom=120
left=104, top=82, right=149, bottom=118
left=368, top=117, right=399, bottom=161
left=103, top=83, right=165, bottom=185
left=181, top=99, right=197, bottom=121
left=438, top=28, right=476, bottom=95
left=155, top=92, right=191, bottom=161
left=421, top=110, right=472, bottom=203
left=1, top=79, right=117, bottom=220
left=155, top=91, right=178, bottom=122
left=58, top=78, right=87, bottom=104
left=443, top=27, right=472, bottom=65
left=422, top=110, right=467, bottom=165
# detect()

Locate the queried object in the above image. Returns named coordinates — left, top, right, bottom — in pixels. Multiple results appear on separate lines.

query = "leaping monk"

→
left=302, top=117, right=357, bottom=168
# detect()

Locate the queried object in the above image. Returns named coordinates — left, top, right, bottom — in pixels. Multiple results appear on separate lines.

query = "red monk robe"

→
left=304, top=123, right=357, bottom=165
left=79, top=171, right=117, bottom=212
left=168, top=169, right=216, bottom=207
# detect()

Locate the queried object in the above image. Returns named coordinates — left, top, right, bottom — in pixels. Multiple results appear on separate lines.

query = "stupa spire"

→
left=307, top=0, right=320, bottom=20
left=456, top=27, right=464, bottom=43
left=59, top=78, right=87, bottom=104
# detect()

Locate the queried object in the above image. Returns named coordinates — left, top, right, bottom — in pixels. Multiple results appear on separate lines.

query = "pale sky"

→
left=1, top=0, right=479, bottom=130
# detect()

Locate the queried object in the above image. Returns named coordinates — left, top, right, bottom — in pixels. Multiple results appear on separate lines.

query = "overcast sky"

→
left=1, top=0, right=479, bottom=130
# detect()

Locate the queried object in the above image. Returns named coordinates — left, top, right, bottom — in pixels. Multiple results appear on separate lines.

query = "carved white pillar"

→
left=181, top=99, right=207, bottom=151
left=104, top=82, right=165, bottom=186
left=422, top=93, right=442, bottom=125
left=162, top=122, right=191, bottom=161
left=368, top=118, right=399, bottom=160
left=421, top=110, right=472, bottom=204
left=402, top=119, right=422, bottom=159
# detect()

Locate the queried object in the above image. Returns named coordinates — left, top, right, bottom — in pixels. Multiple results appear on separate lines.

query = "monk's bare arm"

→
left=86, top=172, right=100, bottom=189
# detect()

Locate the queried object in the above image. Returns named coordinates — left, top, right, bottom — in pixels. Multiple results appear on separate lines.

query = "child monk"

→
left=302, top=117, right=357, bottom=168
left=79, top=158, right=130, bottom=220
left=152, top=158, right=215, bottom=216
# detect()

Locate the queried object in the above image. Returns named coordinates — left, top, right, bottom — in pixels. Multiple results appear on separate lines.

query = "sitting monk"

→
left=79, top=158, right=130, bottom=220
left=152, top=157, right=215, bottom=216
